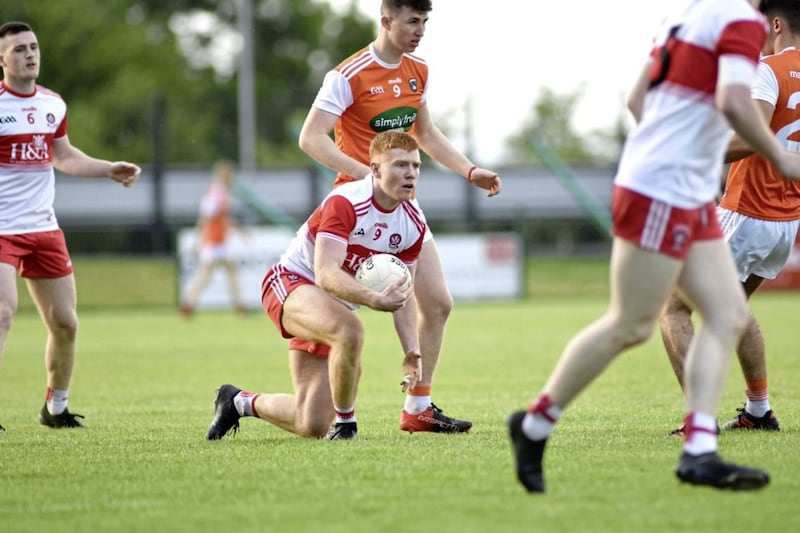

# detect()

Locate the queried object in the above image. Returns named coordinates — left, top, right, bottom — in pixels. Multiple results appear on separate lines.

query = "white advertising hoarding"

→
left=176, top=226, right=295, bottom=311
left=176, top=227, right=523, bottom=310
left=435, top=232, right=523, bottom=301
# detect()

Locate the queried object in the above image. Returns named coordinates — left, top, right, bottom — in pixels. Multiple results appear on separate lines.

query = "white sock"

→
left=745, top=399, right=770, bottom=418
left=683, top=412, right=718, bottom=455
left=47, top=388, right=69, bottom=415
left=233, top=391, right=259, bottom=417
left=334, top=405, right=356, bottom=424
left=522, top=404, right=562, bottom=441
left=403, top=395, right=431, bottom=415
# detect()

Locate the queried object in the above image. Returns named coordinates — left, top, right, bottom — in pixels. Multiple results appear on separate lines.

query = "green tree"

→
left=4, top=1, right=212, bottom=163
left=2, top=0, right=374, bottom=165
left=506, top=85, right=624, bottom=164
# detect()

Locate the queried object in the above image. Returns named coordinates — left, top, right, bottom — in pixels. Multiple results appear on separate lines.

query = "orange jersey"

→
left=311, top=43, right=429, bottom=187
left=720, top=48, right=800, bottom=220
left=199, top=183, right=231, bottom=245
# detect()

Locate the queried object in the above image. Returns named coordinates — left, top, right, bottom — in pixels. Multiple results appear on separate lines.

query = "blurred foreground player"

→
left=508, top=0, right=800, bottom=492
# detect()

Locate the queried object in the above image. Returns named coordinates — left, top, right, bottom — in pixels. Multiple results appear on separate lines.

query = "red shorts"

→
left=612, top=186, right=723, bottom=260
left=0, top=230, right=73, bottom=278
left=261, top=264, right=331, bottom=358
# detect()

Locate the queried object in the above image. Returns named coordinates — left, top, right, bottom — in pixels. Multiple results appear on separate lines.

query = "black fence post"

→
left=151, top=92, right=169, bottom=255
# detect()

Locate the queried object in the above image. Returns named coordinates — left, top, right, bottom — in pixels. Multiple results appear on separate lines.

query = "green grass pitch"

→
left=2, top=257, right=799, bottom=532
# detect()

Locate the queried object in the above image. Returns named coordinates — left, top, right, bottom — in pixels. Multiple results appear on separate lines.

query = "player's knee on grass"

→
left=295, top=416, right=333, bottom=439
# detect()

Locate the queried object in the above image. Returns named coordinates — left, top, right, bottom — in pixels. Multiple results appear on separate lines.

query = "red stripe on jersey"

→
left=401, top=202, right=426, bottom=234
left=352, top=197, right=372, bottom=215
left=0, top=161, right=51, bottom=173
left=652, top=20, right=763, bottom=97
left=718, top=20, right=766, bottom=59
left=654, top=40, right=717, bottom=95
left=55, top=114, right=67, bottom=138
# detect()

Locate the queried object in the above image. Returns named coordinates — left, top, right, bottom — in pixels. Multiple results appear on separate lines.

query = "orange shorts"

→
left=261, top=264, right=331, bottom=358
left=0, top=229, right=73, bottom=278
left=612, top=185, right=722, bottom=260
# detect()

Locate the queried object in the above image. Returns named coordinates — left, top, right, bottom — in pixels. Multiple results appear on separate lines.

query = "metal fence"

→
left=54, top=164, right=616, bottom=230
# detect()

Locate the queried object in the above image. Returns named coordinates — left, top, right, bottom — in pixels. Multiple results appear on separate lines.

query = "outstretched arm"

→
left=412, top=104, right=502, bottom=197
left=52, top=136, right=140, bottom=187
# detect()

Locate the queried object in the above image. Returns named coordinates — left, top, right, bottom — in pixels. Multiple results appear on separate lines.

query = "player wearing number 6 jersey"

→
left=0, top=21, right=141, bottom=433
left=299, top=0, right=499, bottom=434
left=660, top=0, right=800, bottom=436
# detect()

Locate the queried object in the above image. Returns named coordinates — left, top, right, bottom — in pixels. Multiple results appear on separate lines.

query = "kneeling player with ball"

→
left=206, top=131, right=426, bottom=441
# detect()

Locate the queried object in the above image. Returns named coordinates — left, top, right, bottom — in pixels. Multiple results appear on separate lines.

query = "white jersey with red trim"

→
left=615, top=0, right=766, bottom=209
left=0, top=82, right=68, bottom=234
left=278, top=176, right=427, bottom=282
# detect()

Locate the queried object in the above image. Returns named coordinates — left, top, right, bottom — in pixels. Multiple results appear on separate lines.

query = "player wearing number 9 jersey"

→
left=660, top=0, right=800, bottom=436
left=204, top=131, right=426, bottom=442
left=316, top=41, right=429, bottom=189
left=299, top=0, right=501, bottom=435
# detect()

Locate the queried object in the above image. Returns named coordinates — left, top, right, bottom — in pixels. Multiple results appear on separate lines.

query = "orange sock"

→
left=408, top=384, right=430, bottom=397
left=404, top=384, right=431, bottom=414
left=745, top=379, right=768, bottom=402
left=744, top=379, right=770, bottom=417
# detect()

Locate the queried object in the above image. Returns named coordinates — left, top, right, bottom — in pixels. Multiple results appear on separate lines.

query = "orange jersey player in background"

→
left=299, top=0, right=501, bottom=434
left=660, top=0, right=800, bottom=436
left=721, top=54, right=800, bottom=220
left=199, top=177, right=232, bottom=248
left=179, top=161, right=247, bottom=317
left=326, top=43, right=429, bottom=187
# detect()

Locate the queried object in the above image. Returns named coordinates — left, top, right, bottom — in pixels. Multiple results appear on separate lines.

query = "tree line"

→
left=3, top=0, right=620, bottom=167
left=3, top=0, right=374, bottom=166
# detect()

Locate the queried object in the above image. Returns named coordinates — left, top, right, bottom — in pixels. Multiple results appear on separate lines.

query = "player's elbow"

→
left=626, top=95, right=642, bottom=123
left=314, top=267, right=338, bottom=295
left=297, top=131, right=311, bottom=154
left=297, top=127, right=323, bottom=158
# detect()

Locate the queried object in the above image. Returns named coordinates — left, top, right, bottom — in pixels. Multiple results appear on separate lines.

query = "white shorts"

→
left=199, top=243, right=233, bottom=263
left=717, top=207, right=800, bottom=281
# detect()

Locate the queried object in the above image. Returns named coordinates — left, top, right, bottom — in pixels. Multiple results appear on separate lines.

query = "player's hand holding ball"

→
left=355, top=254, right=413, bottom=312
